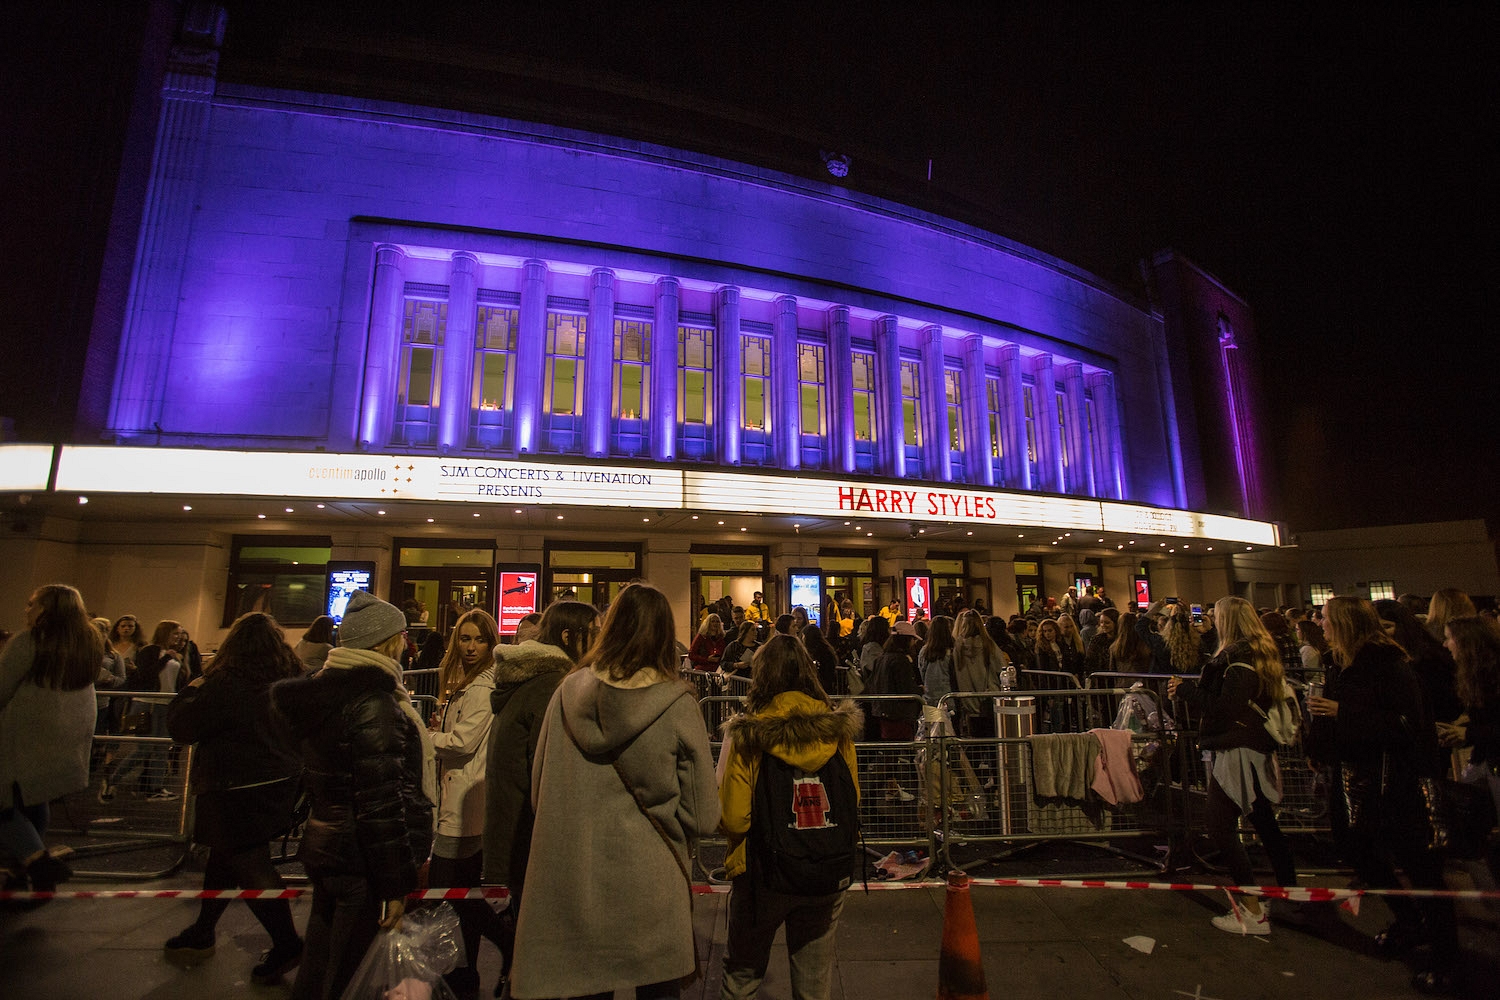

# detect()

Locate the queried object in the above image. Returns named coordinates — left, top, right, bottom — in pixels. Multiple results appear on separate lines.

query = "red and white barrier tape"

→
left=6, top=879, right=1499, bottom=902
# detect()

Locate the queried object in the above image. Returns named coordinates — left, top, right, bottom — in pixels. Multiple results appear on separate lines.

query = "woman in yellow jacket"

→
left=717, top=635, right=861, bottom=1000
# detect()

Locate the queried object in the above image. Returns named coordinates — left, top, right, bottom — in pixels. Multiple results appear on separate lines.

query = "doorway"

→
left=545, top=543, right=643, bottom=611
left=391, top=541, right=495, bottom=638
left=1014, top=559, right=1043, bottom=616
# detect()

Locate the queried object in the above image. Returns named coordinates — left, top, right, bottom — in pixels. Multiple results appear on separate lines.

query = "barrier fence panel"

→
left=403, top=667, right=441, bottom=700
left=50, top=692, right=195, bottom=879
left=852, top=694, right=931, bottom=851
left=929, top=688, right=1180, bottom=870
left=1016, top=669, right=1091, bottom=733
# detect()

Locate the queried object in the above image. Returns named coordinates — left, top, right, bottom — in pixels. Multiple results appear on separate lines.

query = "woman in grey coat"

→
left=509, top=584, right=719, bottom=1000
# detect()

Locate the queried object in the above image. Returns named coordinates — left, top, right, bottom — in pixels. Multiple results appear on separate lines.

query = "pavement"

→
left=3, top=861, right=1498, bottom=1000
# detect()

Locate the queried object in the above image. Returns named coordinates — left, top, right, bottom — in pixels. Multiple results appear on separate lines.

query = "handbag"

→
left=1420, top=774, right=1497, bottom=859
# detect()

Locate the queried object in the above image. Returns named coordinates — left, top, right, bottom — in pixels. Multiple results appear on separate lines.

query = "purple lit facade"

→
left=0, top=15, right=1294, bottom=640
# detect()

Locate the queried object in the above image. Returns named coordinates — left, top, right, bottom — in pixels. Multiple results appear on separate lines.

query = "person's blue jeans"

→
left=0, top=784, right=48, bottom=866
left=105, top=704, right=170, bottom=792
left=720, top=877, right=845, bottom=1000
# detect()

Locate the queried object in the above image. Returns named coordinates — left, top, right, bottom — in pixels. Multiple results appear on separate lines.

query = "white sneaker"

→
left=885, top=787, right=916, bottom=803
left=146, top=788, right=179, bottom=802
left=1211, top=903, right=1271, bottom=936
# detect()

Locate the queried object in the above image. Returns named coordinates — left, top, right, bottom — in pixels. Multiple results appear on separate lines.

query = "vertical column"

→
left=1060, top=362, right=1094, bottom=495
left=996, top=345, right=1028, bottom=489
left=874, top=315, right=905, bottom=478
left=584, top=267, right=615, bottom=458
left=961, top=335, right=992, bottom=486
left=651, top=276, right=679, bottom=462
left=1087, top=372, right=1125, bottom=499
left=512, top=259, right=547, bottom=456
left=1029, top=353, right=1062, bottom=492
left=1220, top=329, right=1263, bottom=514
left=436, top=252, right=478, bottom=453
left=359, top=245, right=406, bottom=448
left=715, top=286, right=742, bottom=466
left=107, top=12, right=225, bottom=439
left=827, top=306, right=855, bottom=474
left=773, top=295, right=800, bottom=469
left=920, top=325, right=951, bottom=483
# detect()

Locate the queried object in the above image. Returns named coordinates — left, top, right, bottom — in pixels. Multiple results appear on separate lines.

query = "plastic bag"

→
left=340, top=903, right=463, bottom=1000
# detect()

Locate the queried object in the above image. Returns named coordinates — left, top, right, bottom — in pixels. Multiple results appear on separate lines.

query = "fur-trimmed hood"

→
left=721, top=691, right=862, bottom=772
left=271, top=665, right=396, bottom=738
left=493, top=640, right=573, bottom=686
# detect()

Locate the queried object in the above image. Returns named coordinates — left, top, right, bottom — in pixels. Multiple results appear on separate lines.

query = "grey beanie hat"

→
left=337, top=590, right=407, bottom=650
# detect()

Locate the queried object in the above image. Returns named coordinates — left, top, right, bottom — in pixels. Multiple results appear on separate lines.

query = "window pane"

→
left=745, top=378, right=766, bottom=429
left=620, top=367, right=644, bottom=419
left=683, top=370, right=706, bottom=423
left=551, top=358, right=577, bottom=414
left=477, top=306, right=517, bottom=350
left=801, top=383, right=821, bottom=432
left=407, top=346, right=435, bottom=406
left=476, top=352, right=508, bottom=410
left=853, top=393, right=871, bottom=441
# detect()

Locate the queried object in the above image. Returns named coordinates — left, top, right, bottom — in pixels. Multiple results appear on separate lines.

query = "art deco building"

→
left=0, top=6, right=1295, bottom=642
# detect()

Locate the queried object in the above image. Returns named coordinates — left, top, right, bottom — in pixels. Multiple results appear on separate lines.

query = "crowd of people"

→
left=1, top=579, right=1497, bottom=997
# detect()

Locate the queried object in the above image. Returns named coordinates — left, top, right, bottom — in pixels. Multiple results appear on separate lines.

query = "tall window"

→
left=613, top=319, right=650, bottom=419
left=1022, top=383, right=1038, bottom=464
left=986, top=376, right=1004, bottom=461
left=473, top=305, right=517, bottom=413
left=743, top=335, right=771, bottom=431
left=1056, top=391, right=1071, bottom=470
left=1369, top=580, right=1396, bottom=601
left=944, top=369, right=964, bottom=451
left=1310, top=583, right=1335, bottom=606
left=545, top=312, right=587, bottom=415
left=798, top=343, right=825, bottom=434
left=900, top=360, right=922, bottom=446
left=678, top=325, right=713, bottom=426
left=399, top=298, right=446, bottom=407
left=851, top=351, right=876, bottom=442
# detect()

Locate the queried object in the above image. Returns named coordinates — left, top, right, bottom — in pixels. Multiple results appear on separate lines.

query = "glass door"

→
left=392, top=543, right=495, bottom=638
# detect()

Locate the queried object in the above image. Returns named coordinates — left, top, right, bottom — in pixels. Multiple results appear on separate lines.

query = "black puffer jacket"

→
left=271, top=665, right=433, bottom=901
left=1177, top=641, right=1276, bottom=753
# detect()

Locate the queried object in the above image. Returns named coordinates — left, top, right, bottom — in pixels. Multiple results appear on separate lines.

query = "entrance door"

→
left=546, top=544, right=643, bottom=613
left=392, top=543, right=495, bottom=637
left=1014, top=559, right=1043, bottom=616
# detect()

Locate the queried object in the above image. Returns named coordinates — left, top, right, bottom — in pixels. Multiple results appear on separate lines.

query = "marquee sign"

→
left=0, top=445, right=55, bottom=491
left=43, top=445, right=1278, bottom=546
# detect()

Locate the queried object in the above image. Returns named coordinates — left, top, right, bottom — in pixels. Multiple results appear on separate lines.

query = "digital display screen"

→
left=1134, top=578, right=1151, bottom=608
left=904, top=573, right=932, bottom=619
left=325, top=563, right=376, bottom=624
left=789, top=571, right=822, bottom=626
left=497, top=564, right=541, bottom=636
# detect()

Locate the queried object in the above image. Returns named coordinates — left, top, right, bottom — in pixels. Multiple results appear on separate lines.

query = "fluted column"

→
left=1060, top=362, right=1093, bottom=495
left=996, top=345, right=1028, bottom=489
left=1029, top=353, right=1062, bottom=492
left=359, top=245, right=406, bottom=448
left=584, top=268, right=615, bottom=458
left=651, top=277, right=679, bottom=462
left=961, top=335, right=992, bottom=486
left=1220, top=328, right=1263, bottom=515
left=107, top=9, right=225, bottom=439
left=827, top=306, right=855, bottom=474
left=715, top=287, right=742, bottom=465
left=920, top=325, right=950, bottom=482
left=436, top=252, right=478, bottom=452
left=773, top=295, right=800, bottom=469
left=874, top=315, right=905, bottom=478
left=1087, top=371, right=1125, bottom=499
left=512, top=259, right=547, bottom=456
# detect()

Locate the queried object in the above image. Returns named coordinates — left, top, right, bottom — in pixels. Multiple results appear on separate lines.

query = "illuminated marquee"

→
left=54, top=447, right=683, bottom=508
left=46, top=446, right=1278, bottom=546
left=0, top=445, right=56, bottom=491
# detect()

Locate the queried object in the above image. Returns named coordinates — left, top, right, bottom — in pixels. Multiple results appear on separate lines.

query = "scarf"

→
left=322, top=646, right=439, bottom=809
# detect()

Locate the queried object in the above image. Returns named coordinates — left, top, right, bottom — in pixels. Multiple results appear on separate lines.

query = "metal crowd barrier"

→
left=403, top=666, right=441, bottom=700
left=49, top=692, right=195, bottom=879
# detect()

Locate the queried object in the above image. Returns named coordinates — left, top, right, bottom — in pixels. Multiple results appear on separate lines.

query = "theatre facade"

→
left=0, top=13, right=1294, bottom=644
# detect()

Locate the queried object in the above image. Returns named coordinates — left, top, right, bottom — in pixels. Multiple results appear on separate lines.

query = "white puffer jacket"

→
left=430, top=663, right=497, bottom=839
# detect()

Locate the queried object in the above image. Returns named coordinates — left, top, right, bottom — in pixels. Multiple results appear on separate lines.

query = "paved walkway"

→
left=2, top=870, right=1497, bottom=999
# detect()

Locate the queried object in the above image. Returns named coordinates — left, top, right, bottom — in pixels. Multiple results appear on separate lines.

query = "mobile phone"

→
left=1190, top=603, right=1203, bottom=624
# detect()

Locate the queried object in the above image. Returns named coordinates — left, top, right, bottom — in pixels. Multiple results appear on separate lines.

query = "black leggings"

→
left=428, top=851, right=511, bottom=986
left=191, top=841, right=299, bottom=947
left=1206, top=771, right=1297, bottom=889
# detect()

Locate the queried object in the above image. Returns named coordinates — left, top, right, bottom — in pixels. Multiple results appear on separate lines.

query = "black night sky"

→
left=10, top=3, right=1498, bottom=534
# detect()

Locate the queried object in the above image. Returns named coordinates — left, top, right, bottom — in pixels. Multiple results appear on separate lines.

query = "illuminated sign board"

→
left=788, top=570, right=822, bottom=625
left=0, top=445, right=55, bottom=491
left=49, top=446, right=1278, bottom=547
left=54, top=447, right=682, bottom=508
left=497, top=564, right=541, bottom=636
left=904, top=573, right=933, bottom=619
left=326, top=563, right=376, bottom=624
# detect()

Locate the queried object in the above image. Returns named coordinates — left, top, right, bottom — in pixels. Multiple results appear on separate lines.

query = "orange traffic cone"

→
left=937, top=870, right=989, bottom=1000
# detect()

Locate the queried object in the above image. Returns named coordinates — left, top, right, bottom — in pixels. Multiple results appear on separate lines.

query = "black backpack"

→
left=748, top=750, right=859, bottom=895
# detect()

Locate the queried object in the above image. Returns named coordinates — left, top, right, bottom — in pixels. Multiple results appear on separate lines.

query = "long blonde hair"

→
left=1427, top=588, right=1476, bottom=638
left=1213, top=596, right=1285, bottom=702
left=438, top=609, right=499, bottom=702
left=1323, top=595, right=1403, bottom=670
